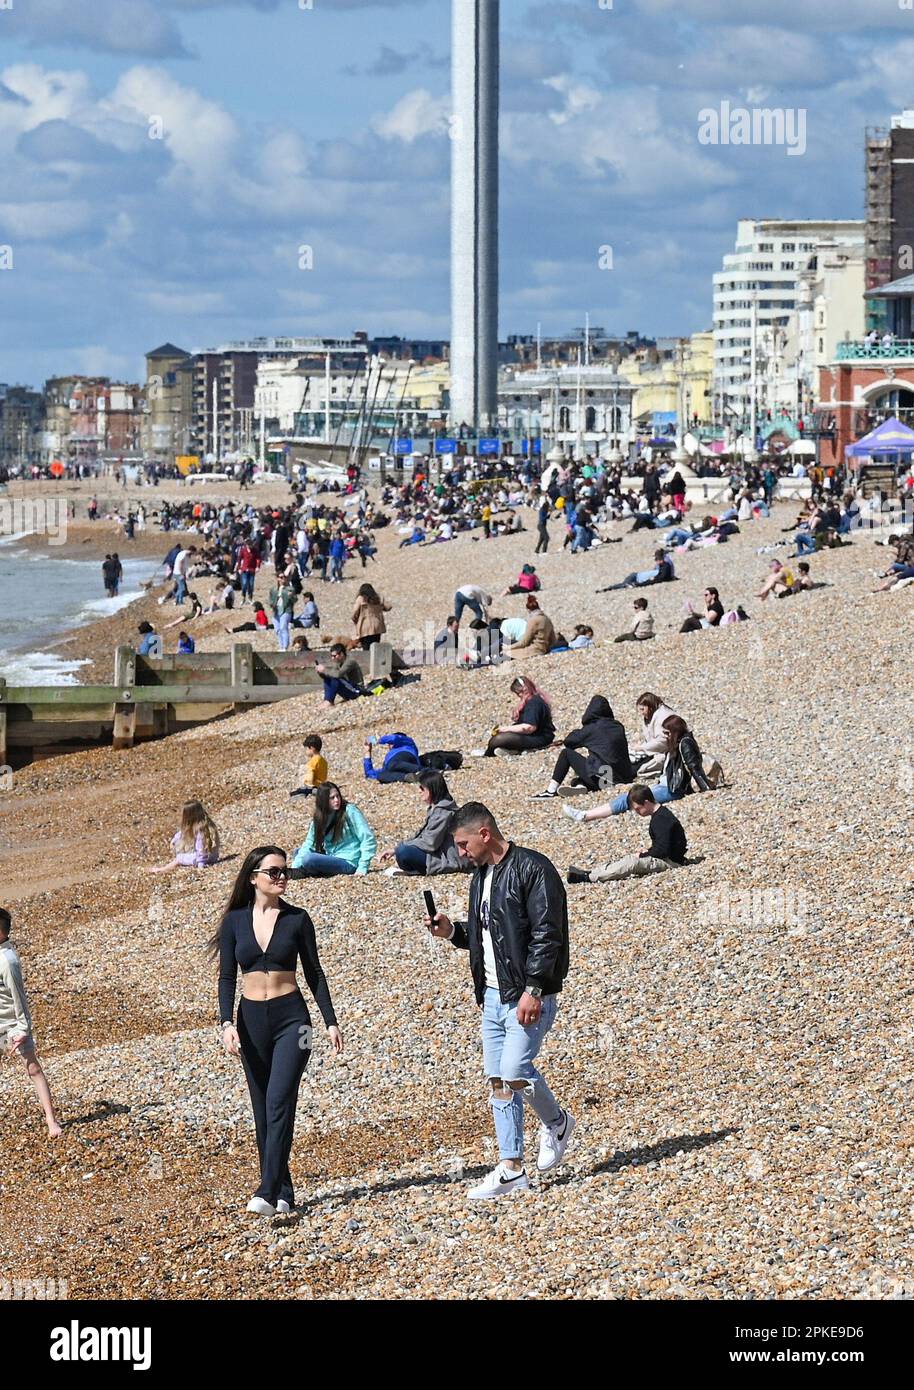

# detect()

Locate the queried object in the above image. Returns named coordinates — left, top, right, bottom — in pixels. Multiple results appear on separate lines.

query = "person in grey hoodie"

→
left=379, top=771, right=470, bottom=876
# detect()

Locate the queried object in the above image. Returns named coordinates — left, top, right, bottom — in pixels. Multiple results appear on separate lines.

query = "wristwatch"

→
left=525, top=985, right=543, bottom=999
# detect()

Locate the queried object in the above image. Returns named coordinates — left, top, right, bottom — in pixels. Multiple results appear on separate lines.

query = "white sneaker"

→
left=384, top=865, right=404, bottom=877
left=537, top=1109, right=576, bottom=1173
left=493, top=747, right=520, bottom=760
left=469, top=749, right=486, bottom=758
left=246, top=1196, right=276, bottom=1217
left=563, top=804, right=586, bottom=823
left=467, top=1163, right=530, bottom=1200
left=276, top=1199, right=293, bottom=1215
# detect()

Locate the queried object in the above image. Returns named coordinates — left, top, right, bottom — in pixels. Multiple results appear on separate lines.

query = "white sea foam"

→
left=0, top=650, right=91, bottom=686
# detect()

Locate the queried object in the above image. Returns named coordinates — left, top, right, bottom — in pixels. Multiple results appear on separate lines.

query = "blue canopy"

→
left=845, top=416, right=914, bottom=457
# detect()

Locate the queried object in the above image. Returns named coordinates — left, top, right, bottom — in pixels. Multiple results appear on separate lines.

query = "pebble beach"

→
left=0, top=479, right=911, bottom=1301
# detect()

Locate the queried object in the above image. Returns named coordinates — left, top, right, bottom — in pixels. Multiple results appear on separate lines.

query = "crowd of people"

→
left=4, top=445, right=889, bottom=1222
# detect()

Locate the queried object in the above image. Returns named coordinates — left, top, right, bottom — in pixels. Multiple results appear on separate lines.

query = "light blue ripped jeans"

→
left=481, top=987, right=563, bottom=1162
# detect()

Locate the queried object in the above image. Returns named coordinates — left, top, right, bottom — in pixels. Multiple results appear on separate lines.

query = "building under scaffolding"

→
left=865, top=113, right=914, bottom=333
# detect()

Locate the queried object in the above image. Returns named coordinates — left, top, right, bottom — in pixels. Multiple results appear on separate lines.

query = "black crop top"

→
left=218, top=902, right=337, bottom=1027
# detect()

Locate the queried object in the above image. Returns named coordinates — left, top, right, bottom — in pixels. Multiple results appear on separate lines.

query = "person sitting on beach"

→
left=163, top=593, right=204, bottom=631
left=472, top=675, right=555, bottom=758
left=379, top=770, right=469, bottom=877
left=293, top=591, right=320, bottom=630
left=793, top=561, right=813, bottom=591
left=756, top=560, right=794, bottom=601
left=146, top=800, right=221, bottom=873
left=463, top=618, right=505, bottom=668
left=0, top=907, right=63, bottom=1137
left=509, top=595, right=557, bottom=656
left=564, top=715, right=720, bottom=822
left=290, top=783, right=376, bottom=877
left=532, top=695, right=632, bottom=799
left=177, top=630, right=195, bottom=655
left=614, top=597, right=655, bottom=642
left=203, top=581, right=236, bottom=614
left=680, top=587, right=724, bottom=632
left=598, top=548, right=674, bottom=592
left=433, top=615, right=459, bottom=664
left=398, top=522, right=426, bottom=548
left=290, top=733, right=329, bottom=798
left=226, top=600, right=269, bottom=634
left=568, top=625, right=595, bottom=649
left=873, top=534, right=914, bottom=590
left=629, top=691, right=677, bottom=777
left=316, top=643, right=365, bottom=707
left=501, top=564, right=541, bottom=597
left=363, top=733, right=422, bottom=784
left=137, top=621, right=160, bottom=657
left=566, top=785, right=688, bottom=885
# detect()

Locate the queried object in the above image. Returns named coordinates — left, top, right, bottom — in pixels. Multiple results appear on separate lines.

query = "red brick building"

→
left=816, top=273, right=914, bottom=466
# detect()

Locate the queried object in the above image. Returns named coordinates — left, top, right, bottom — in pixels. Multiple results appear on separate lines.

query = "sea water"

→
left=0, top=536, right=157, bottom=684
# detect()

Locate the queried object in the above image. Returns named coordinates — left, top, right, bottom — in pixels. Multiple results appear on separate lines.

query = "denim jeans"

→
left=795, top=532, right=817, bottom=555
left=571, top=525, right=592, bottom=553
left=454, top=592, right=484, bottom=624
left=481, top=988, right=562, bottom=1162
left=239, top=570, right=255, bottom=600
left=609, top=782, right=677, bottom=813
left=322, top=676, right=361, bottom=704
left=394, top=842, right=428, bottom=873
left=664, top=527, right=692, bottom=546
left=292, top=851, right=357, bottom=877
left=274, top=612, right=291, bottom=651
left=174, top=575, right=188, bottom=604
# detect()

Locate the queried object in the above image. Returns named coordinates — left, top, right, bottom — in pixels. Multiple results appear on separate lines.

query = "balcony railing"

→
left=835, top=339, right=914, bottom=361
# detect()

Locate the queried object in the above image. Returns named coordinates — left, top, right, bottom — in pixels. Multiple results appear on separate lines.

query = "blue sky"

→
left=0, top=0, right=912, bottom=387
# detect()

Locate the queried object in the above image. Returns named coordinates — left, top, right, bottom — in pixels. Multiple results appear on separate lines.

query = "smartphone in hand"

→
left=423, top=889, right=437, bottom=923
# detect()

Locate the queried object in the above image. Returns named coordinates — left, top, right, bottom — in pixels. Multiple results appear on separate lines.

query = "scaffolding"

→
left=866, top=126, right=892, bottom=331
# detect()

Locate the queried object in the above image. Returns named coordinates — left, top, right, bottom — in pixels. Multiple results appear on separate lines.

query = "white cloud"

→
left=638, top=0, right=911, bottom=31
left=371, top=88, right=450, bottom=143
left=0, top=199, right=93, bottom=238
left=141, top=289, right=228, bottom=314
left=543, top=76, right=601, bottom=126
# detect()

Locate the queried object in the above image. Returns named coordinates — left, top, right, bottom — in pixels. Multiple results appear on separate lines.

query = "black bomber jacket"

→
left=450, top=843, right=569, bottom=1005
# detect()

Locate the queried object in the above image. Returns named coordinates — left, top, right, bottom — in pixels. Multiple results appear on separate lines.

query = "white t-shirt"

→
left=479, top=865, right=498, bottom=990
left=458, top=584, right=491, bottom=606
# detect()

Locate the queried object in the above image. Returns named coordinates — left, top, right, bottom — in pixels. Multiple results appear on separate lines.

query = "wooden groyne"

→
left=0, top=642, right=393, bottom=767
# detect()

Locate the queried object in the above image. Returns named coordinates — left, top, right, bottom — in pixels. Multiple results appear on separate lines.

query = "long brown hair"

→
left=312, top=782, right=348, bottom=854
left=207, top=845, right=286, bottom=956
left=176, top=800, right=219, bottom=857
left=636, top=691, right=666, bottom=722
left=662, top=715, right=689, bottom=754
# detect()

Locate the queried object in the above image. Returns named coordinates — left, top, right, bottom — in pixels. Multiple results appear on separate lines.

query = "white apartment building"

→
left=713, top=219, right=864, bottom=422
left=754, top=241, right=866, bottom=421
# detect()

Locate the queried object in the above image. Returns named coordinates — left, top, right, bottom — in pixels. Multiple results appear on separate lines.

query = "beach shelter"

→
left=845, top=416, right=914, bottom=463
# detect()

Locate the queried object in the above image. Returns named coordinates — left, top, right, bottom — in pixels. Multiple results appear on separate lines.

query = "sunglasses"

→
left=258, top=866, right=289, bottom=881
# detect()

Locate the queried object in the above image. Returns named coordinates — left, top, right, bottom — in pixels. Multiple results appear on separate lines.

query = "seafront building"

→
left=713, top=218, right=865, bottom=428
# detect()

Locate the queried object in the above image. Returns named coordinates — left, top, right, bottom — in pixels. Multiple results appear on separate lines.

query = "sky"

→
left=0, top=0, right=912, bottom=388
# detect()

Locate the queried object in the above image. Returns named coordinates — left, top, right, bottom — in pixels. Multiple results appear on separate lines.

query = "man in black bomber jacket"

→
left=428, top=802, right=575, bottom=1200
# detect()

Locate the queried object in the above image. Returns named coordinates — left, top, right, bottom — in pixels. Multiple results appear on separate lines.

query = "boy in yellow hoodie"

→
left=290, top=733, right=329, bottom=798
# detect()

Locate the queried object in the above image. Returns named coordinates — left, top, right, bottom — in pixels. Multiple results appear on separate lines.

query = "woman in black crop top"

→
left=210, top=844, right=342, bottom=1217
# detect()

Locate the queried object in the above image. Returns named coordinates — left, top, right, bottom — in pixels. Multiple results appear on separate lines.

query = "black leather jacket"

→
left=450, top=843, right=569, bottom=1005
left=664, top=731, right=711, bottom=797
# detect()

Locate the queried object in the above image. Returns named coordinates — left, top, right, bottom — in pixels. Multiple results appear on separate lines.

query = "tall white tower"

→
left=450, top=0, right=499, bottom=432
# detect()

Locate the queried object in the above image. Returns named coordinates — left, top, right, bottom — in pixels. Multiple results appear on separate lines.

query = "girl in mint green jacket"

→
left=291, top=783, right=376, bottom=877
